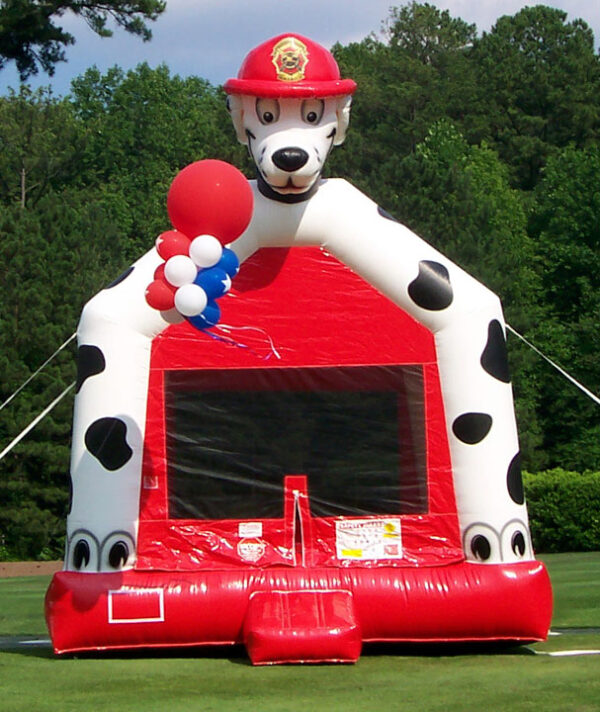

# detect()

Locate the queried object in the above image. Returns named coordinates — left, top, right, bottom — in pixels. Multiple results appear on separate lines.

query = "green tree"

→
left=0, top=192, right=129, bottom=559
left=331, top=3, right=480, bottom=190
left=0, top=86, right=84, bottom=208
left=69, top=63, right=247, bottom=259
left=0, top=0, right=166, bottom=79
left=471, top=5, right=600, bottom=189
left=383, top=1, right=476, bottom=64
left=528, top=145, right=600, bottom=469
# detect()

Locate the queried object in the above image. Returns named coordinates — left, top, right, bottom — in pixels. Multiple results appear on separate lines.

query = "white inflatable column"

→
left=66, top=250, right=176, bottom=572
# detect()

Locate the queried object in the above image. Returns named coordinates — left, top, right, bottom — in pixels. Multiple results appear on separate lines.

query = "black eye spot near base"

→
left=481, top=320, right=511, bottom=383
left=109, top=541, right=130, bottom=569
left=452, top=413, right=493, bottom=444
left=408, top=260, right=453, bottom=311
left=73, top=540, right=90, bottom=569
left=512, top=531, right=526, bottom=557
left=507, top=452, right=524, bottom=504
left=85, top=417, right=133, bottom=471
left=105, top=266, right=134, bottom=289
left=471, top=535, right=491, bottom=561
left=76, top=345, right=106, bottom=393
left=378, top=206, right=399, bottom=222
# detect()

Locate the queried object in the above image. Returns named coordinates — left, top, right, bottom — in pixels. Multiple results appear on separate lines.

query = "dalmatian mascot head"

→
left=224, top=34, right=356, bottom=202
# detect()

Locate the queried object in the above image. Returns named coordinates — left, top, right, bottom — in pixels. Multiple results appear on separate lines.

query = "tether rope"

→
left=507, top=324, right=600, bottom=406
left=0, top=382, right=75, bottom=462
left=0, top=333, right=76, bottom=414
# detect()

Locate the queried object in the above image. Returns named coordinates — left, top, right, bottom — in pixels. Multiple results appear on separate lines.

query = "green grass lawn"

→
left=1, top=553, right=599, bottom=712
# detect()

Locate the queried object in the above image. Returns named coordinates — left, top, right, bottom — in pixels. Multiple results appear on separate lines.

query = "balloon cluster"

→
left=146, top=232, right=240, bottom=329
left=145, top=160, right=254, bottom=330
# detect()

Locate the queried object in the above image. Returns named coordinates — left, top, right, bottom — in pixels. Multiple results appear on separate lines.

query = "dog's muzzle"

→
left=271, top=147, right=309, bottom=172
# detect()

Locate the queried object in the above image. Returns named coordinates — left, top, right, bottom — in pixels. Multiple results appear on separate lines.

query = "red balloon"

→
left=156, top=230, right=191, bottom=260
left=145, top=280, right=175, bottom=311
left=167, top=160, right=253, bottom=244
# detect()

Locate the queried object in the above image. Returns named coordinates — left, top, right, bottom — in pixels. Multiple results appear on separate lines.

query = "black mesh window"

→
left=165, top=366, right=427, bottom=520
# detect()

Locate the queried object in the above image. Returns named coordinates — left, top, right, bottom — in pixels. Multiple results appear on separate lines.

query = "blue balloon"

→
left=218, top=247, right=240, bottom=278
left=194, top=267, right=230, bottom=300
left=187, top=301, right=221, bottom=330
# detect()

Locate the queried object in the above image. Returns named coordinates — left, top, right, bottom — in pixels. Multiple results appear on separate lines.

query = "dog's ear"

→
left=226, top=95, right=247, bottom=145
left=333, top=96, right=352, bottom=146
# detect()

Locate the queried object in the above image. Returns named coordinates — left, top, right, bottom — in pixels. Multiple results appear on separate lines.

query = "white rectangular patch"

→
left=238, top=521, right=263, bottom=538
left=335, top=518, right=402, bottom=560
left=108, top=588, right=165, bottom=624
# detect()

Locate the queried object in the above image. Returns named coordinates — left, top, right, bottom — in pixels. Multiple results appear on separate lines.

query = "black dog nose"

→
left=272, top=147, right=309, bottom=172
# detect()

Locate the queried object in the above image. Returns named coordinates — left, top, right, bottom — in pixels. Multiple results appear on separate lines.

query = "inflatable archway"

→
left=45, top=34, right=552, bottom=664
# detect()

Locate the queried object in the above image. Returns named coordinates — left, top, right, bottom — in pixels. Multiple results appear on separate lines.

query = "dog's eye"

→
left=256, top=98, right=280, bottom=125
left=302, top=99, right=324, bottom=124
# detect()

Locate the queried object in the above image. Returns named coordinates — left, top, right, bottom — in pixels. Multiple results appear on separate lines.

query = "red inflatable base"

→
left=45, top=561, right=552, bottom=663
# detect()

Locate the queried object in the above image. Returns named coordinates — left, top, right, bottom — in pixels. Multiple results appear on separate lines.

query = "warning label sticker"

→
left=237, top=538, right=266, bottom=563
left=335, top=518, right=403, bottom=560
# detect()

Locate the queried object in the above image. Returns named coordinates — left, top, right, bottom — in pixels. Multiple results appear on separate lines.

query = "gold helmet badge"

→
left=271, top=37, right=309, bottom=82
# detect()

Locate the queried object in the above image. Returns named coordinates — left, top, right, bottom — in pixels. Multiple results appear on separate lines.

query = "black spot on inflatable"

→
left=109, top=541, right=130, bottom=569
left=507, top=452, right=524, bottom=504
left=76, top=345, right=106, bottom=393
left=105, top=266, right=134, bottom=289
left=408, top=260, right=453, bottom=311
left=73, top=540, right=90, bottom=569
left=85, top=417, right=133, bottom=471
left=452, top=413, right=493, bottom=444
left=511, top=531, right=526, bottom=557
left=481, top=320, right=511, bottom=383
left=378, top=206, right=399, bottom=222
left=471, top=535, right=491, bottom=561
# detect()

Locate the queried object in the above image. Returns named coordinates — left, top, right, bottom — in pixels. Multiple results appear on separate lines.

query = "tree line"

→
left=0, top=3, right=598, bottom=559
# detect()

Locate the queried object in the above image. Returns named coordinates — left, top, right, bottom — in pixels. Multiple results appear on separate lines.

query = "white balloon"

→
left=174, top=284, right=208, bottom=316
left=164, top=255, right=197, bottom=287
left=189, top=235, right=223, bottom=268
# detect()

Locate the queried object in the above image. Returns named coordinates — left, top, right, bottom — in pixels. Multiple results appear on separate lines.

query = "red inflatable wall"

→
left=45, top=247, right=553, bottom=662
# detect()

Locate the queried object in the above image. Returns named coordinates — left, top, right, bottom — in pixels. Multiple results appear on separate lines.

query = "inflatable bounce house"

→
left=45, top=34, right=553, bottom=663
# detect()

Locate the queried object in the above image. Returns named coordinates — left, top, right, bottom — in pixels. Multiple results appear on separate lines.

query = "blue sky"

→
left=1, top=0, right=599, bottom=96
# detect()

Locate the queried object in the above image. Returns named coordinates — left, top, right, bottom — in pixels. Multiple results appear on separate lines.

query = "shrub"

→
left=524, top=469, right=600, bottom=552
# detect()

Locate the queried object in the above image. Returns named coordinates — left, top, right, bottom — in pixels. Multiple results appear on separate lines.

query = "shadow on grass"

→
left=64, top=644, right=251, bottom=665
left=6, top=642, right=253, bottom=664
left=362, top=641, right=537, bottom=657
left=1, top=637, right=538, bottom=664
left=0, top=639, right=55, bottom=659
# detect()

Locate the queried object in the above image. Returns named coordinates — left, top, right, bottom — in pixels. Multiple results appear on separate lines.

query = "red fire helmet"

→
left=224, top=33, right=357, bottom=98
